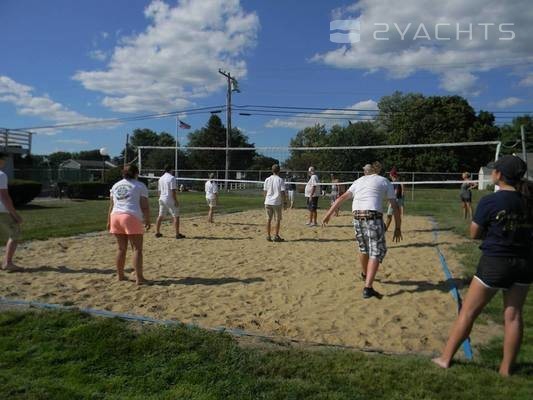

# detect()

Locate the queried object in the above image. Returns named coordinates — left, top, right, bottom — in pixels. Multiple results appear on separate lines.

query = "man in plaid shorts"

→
left=323, top=162, right=402, bottom=299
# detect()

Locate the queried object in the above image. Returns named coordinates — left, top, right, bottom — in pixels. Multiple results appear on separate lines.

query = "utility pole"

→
left=521, top=125, right=528, bottom=179
left=218, top=69, right=240, bottom=190
left=124, top=133, right=129, bottom=168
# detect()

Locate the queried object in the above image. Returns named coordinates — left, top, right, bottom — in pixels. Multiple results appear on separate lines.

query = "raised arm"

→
left=322, top=191, right=352, bottom=225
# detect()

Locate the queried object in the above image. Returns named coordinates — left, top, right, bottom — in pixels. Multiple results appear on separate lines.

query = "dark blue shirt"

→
left=473, top=190, right=531, bottom=258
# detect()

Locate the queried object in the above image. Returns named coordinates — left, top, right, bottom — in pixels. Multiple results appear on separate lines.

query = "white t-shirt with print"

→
left=110, top=179, right=149, bottom=221
left=158, top=172, right=177, bottom=203
left=263, top=175, right=286, bottom=206
left=205, top=180, right=218, bottom=200
left=347, top=174, right=396, bottom=213
left=0, top=171, right=8, bottom=213
left=305, top=174, right=320, bottom=198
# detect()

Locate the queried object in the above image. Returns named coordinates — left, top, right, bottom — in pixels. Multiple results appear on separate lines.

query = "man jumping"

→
left=323, top=162, right=402, bottom=299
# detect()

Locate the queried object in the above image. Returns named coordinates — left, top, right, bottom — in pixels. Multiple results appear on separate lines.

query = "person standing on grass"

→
left=433, top=155, right=532, bottom=377
left=285, top=172, right=297, bottom=209
left=0, top=153, right=23, bottom=272
left=322, top=161, right=402, bottom=299
left=385, top=168, right=405, bottom=231
left=264, top=164, right=287, bottom=242
left=205, top=173, right=218, bottom=223
left=305, top=166, right=320, bottom=226
left=155, top=165, right=185, bottom=239
left=108, top=164, right=151, bottom=285
left=460, top=172, right=477, bottom=220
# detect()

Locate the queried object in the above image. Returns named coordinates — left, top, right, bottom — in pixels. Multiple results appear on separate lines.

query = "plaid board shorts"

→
left=353, top=218, right=387, bottom=263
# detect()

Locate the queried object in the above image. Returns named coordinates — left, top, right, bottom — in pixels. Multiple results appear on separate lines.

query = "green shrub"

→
left=67, top=182, right=111, bottom=200
left=8, top=179, right=42, bottom=206
left=104, top=167, right=123, bottom=184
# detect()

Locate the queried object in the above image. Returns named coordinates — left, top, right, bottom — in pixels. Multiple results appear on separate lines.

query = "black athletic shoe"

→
left=363, top=287, right=383, bottom=299
left=155, top=233, right=163, bottom=238
left=273, top=235, right=285, bottom=242
left=176, top=234, right=186, bottom=239
left=266, top=236, right=272, bottom=242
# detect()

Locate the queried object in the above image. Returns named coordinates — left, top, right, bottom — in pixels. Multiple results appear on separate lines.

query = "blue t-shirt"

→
left=473, top=190, right=531, bottom=258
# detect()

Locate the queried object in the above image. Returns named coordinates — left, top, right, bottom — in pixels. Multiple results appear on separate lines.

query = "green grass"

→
left=0, top=188, right=531, bottom=398
left=16, top=192, right=263, bottom=241
left=0, top=310, right=532, bottom=400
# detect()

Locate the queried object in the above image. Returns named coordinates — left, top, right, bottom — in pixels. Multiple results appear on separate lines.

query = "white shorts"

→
left=288, top=190, right=295, bottom=202
left=206, top=198, right=217, bottom=208
left=159, top=199, right=179, bottom=218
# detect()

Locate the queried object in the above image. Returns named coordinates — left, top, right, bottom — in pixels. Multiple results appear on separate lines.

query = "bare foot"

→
left=1, top=263, right=23, bottom=273
left=136, top=278, right=148, bottom=286
left=431, top=357, right=450, bottom=369
left=498, top=368, right=511, bottom=377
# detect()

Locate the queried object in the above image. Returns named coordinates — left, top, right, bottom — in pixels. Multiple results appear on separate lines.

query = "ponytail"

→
left=123, top=164, right=139, bottom=180
left=517, top=179, right=533, bottom=223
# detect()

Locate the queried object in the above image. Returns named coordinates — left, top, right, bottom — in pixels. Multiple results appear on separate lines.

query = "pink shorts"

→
left=109, top=213, right=144, bottom=235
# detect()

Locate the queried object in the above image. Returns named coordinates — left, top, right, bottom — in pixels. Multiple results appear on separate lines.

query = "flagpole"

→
left=175, top=116, right=179, bottom=179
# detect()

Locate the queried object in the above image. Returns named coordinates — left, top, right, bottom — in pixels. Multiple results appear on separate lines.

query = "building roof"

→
left=59, top=159, right=117, bottom=169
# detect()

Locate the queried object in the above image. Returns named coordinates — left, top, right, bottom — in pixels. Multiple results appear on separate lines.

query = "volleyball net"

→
left=137, top=141, right=501, bottom=193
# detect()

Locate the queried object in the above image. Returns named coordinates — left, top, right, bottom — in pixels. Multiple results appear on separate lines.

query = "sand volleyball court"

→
left=0, top=209, right=496, bottom=353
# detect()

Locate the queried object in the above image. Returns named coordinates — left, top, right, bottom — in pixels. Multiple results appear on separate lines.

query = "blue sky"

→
left=0, top=0, right=532, bottom=156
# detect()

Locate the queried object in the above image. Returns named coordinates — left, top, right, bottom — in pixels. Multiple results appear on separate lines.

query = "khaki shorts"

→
left=206, top=198, right=217, bottom=208
left=265, top=205, right=282, bottom=222
left=0, top=213, right=21, bottom=241
left=159, top=199, right=179, bottom=218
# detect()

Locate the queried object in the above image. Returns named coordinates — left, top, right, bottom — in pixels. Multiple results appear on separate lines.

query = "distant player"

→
left=285, top=172, right=297, bottom=209
left=263, top=164, right=287, bottom=242
left=155, top=165, right=185, bottom=239
left=205, top=173, right=218, bottom=223
left=460, top=172, right=477, bottom=220
left=305, top=166, right=320, bottom=226
left=385, top=168, right=405, bottom=230
left=330, top=174, right=340, bottom=217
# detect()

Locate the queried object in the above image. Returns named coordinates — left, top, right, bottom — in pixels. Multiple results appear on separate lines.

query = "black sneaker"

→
left=273, top=235, right=285, bottom=242
left=266, top=236, right=272, bottom=242
left=176, top=234, right=186, bottom=239
left=363, top=287, right=383, bottom=299
left=155, top=233, right=163, bottom=238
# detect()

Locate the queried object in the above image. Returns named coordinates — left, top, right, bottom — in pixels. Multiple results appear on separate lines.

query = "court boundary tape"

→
left=0, top=296, right=421, bottom=357
left=429, top=217, right=474, bottom=360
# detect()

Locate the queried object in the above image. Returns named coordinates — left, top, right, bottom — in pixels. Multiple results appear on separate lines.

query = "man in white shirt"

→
left=323, top=161, right=402, bottom=299
left=0, top=153, right=23, bottom=272
left=155, top=165, right=185, bottom=239
left=205, top=173, right=218, bottom=223
left=263, top=164, right=287, bottom=242
left=305, top=166, right=320, bottom=227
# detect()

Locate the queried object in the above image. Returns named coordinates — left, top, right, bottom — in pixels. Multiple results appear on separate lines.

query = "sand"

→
left=0, top=209, right=498, bottom=354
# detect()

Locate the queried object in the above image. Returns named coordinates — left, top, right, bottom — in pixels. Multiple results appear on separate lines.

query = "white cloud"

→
left=0, top=75, right=102, bottom=134
left=73, top=0, right=259, bottom=113
left=88, top=49, right=108, bottom=61
left=266, top=100, right=378, bottom=129
left=490, top=96, right=523, bottom=108
left=519, top=72, right=533, bottom=87
left=314, top=0, right=533, bottom=96
left=55, top=139, right=90, bottom=145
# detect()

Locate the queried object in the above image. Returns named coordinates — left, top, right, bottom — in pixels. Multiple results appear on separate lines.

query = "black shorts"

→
left=475, top=255, right=533, bottom=289
left=307, top=197, right=319, bottom=211
left=460, top=194, right=472, bottom=203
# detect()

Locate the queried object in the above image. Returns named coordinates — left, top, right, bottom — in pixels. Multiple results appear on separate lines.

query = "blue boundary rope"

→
left=429, top=217, right=474, bottom=360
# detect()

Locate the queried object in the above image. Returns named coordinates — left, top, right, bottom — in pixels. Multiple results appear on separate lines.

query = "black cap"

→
left=488, top=155, right=527, bottom=184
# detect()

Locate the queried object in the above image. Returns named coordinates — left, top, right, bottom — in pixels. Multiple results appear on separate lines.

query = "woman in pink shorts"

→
left=107, top=164, right=151, bottom=285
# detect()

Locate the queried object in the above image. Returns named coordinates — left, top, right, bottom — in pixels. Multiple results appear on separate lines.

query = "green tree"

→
left=500, top=116, right=533, bottom=153
left=186, top=115, right=256, bottom=173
